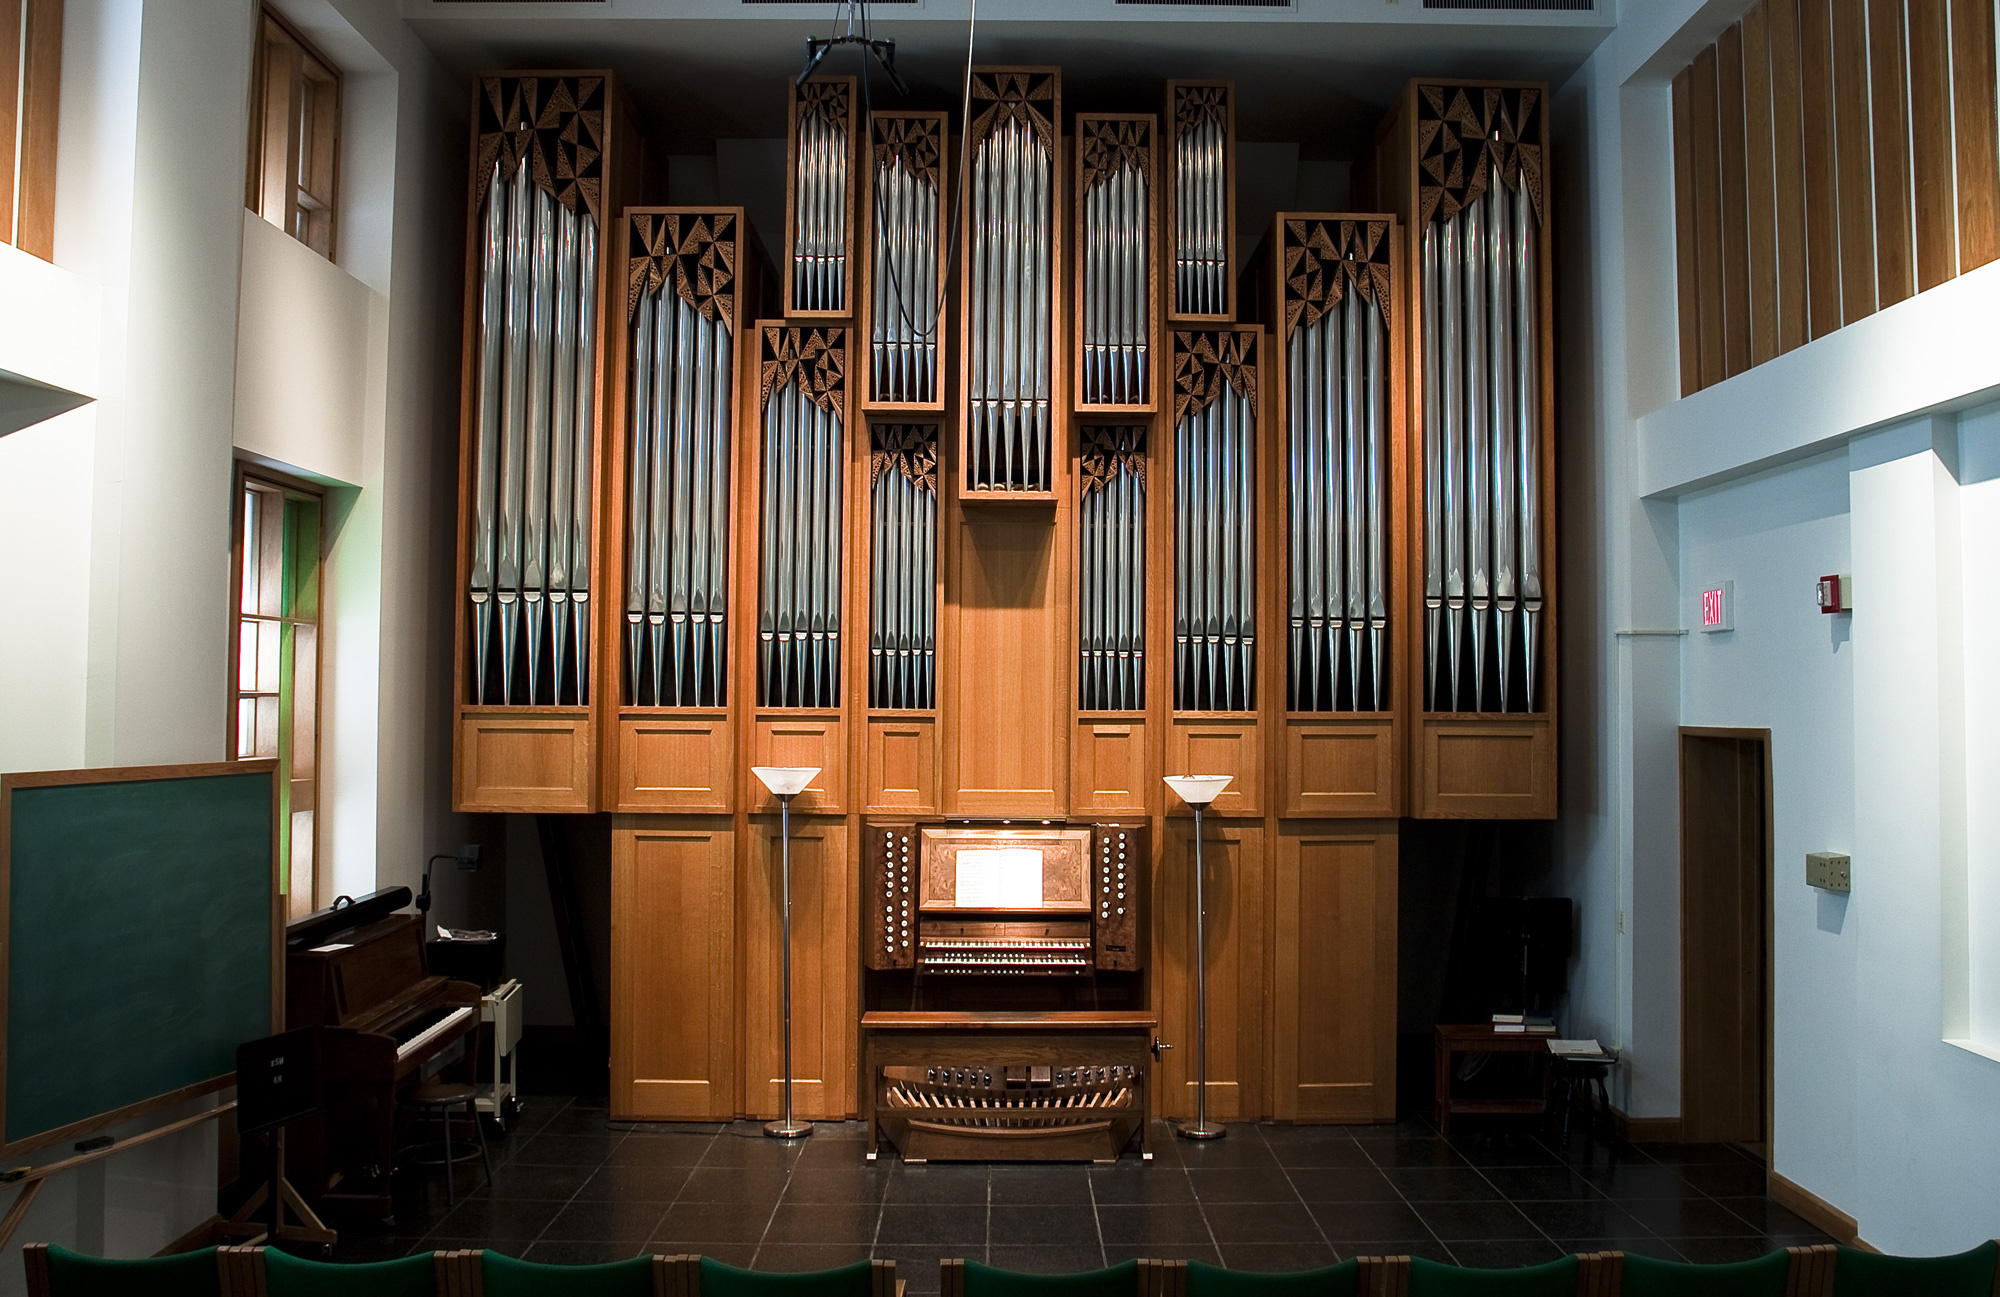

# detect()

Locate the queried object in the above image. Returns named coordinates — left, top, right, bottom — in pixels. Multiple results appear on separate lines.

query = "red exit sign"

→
left=1700, top=581, right=1734, bottom=633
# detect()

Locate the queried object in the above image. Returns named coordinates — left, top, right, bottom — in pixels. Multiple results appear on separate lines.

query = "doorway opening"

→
left=1679, top=727, right=1773, bottom=1154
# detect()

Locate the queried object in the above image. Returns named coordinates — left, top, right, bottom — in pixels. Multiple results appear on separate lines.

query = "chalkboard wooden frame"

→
left=0, top=760, right=282, bottom=1157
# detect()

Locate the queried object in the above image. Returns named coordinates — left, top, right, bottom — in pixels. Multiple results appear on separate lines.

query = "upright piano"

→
left=286, top=911, right=482, bottom=1220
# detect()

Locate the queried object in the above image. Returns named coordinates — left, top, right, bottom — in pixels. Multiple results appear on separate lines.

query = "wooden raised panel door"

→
left=1154, top=818, right=1264, bottom=1121
left=1270, top=825, right=1398, bottom=1121
left=611, top=819, right=735, bottom=1120
left=742, top=817, right=855, bottom=1119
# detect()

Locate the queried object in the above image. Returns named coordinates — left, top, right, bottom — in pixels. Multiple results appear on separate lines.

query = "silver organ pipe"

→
left=869, top=425, right=939, bottom=710
left=791, top=80, right=851, bottom=314
left=1173, top=332, right=1257, bottom=713
left=966, top=70, right=1057, bottom=491
left=624, top=213, right=739, bottom=708
left=1418, top=86, right=1546, bottom=714
left=870, top=116, right=943, bottom=405
left=1079, top=426, right=1147, bottom=712
left=1282, top=219, right=1393, bottom=712
left=759, top=328, right=847, bottom=708
left=1079, top=120, right=1151, bottom=406
left=1171, top=85, right=1229, bottom=317
left=468, top=156, right=599, bottom=706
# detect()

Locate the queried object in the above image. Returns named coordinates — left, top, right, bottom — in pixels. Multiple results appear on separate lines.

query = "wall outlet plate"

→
left=1806, top=851, right=1851, bottom=893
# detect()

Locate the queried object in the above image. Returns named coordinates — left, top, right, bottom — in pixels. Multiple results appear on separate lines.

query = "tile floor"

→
left=331, top=1096, right=1833, bottom=1285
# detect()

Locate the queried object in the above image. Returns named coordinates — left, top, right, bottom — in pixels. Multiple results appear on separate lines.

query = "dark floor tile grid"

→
left=332, top=1100, right=1835, bottom=1276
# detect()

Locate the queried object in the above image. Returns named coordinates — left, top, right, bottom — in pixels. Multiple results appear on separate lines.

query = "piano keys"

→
left=284, top=910, right=482, bottom=1222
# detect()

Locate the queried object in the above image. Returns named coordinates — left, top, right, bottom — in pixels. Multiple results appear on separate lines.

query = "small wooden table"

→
left=1433, top=1023, right=1552, bottom=1135
left=860, top=1010, right=1158, bottom=1161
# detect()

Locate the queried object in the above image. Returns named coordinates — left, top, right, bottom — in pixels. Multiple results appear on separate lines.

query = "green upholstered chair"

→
left=262, top=1247, right=437, bottom=1297
left=943, top=1260, right=1142, bottom=1297
left=1832, top=1240, right=1999, bottom=1297
left=688, top=1258, right=886, bottom=1297
left=479, top=1250, right=658, bottom=1297
left=1406, top=1256, right=1578, bottom=1297
left=23, top=1243, right=222, bottom=1297
left=1185, top=1259, right=1359, bottom=1297
left=1619, top=1249, right=1791, bottom=1297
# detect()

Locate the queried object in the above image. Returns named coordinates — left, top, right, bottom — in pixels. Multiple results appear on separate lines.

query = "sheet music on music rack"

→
left=952, top=849, right=1046, bottom=909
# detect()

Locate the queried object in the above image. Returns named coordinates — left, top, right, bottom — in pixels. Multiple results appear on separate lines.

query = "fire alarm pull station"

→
left=1816, top=574, right=1852, bottom=614
left=1699, top=581, right=1734, bottom=633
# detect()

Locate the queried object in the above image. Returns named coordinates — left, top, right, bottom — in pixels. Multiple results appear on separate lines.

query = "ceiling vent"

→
left=1422, top=0, right=1592, bottom=8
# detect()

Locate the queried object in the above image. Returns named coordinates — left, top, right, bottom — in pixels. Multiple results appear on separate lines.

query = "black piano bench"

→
left=400, top=1082, right=492, bottom=1206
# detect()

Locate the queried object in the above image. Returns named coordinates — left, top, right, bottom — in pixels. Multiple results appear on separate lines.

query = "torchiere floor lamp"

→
left=752, top=765, right=821, bottom=1139
left=1164, top=775, right=1233, bottom=1140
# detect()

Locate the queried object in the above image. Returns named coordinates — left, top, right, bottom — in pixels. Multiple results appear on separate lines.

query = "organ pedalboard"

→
left=863, top=822, right=1146, bottom=974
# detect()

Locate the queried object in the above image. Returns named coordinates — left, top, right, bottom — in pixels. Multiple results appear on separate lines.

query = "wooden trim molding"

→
left=1768, top=1168, right=1864, bottom=1247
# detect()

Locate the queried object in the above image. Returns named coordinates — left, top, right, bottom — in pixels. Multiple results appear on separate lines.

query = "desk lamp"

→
left=752, top=766, right=821, bottom=1138
left=1164, top=775, right=1233, bottom=1140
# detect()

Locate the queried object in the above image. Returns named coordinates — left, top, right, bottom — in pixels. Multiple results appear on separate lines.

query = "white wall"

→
left=1562, top=0, right=2000, bottom=1252
left=0, top=0, right=463, bottom=1277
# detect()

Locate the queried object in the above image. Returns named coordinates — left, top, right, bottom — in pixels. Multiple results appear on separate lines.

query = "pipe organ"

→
left=1171, top=330, right=1259, bottom=714
left=963, top=69, right=1062, bottom=493
left=866, top=114, right=946, bottom=407
left=1167, top=83, right=1236, bottom=321
left=446, top=64, right=1559, bottom=1139
left=1279, top=219, right=1394, bottom=714
left=787, top=78, right=856, bottom=317
left=1377, top=81, right=1558, bottom=817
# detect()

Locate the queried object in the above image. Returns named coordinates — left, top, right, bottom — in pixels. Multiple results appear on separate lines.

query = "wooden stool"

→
left=401, top=1081, right=492, bottom=1205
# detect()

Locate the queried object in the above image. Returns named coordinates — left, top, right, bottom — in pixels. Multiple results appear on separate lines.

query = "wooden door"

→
left=1155, top=817, right=1265, bottom=1121
left=1680, top=728, right=1771, bottom=1145
left=742, top=815, right=855, bottom=1119
left=611, top=817, right=736, bottom=1120
left=1270, top=823, right=1399, bottom=1121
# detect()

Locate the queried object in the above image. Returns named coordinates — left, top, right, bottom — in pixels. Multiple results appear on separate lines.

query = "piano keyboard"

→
left=396, top=1004, right=476, bottom=1061
left=918, top=936, right=1091, bottom=974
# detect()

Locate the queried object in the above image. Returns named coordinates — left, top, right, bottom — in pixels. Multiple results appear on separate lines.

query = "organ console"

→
left=863, top=823, right=1147, bottom=976
left=285, top=911, right=482, bottom=1220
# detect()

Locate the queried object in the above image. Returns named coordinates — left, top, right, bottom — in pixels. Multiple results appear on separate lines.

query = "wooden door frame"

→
left=1678, top=725, right=1775, bottom=1151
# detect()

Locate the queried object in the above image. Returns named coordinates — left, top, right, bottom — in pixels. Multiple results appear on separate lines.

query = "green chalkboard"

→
left=2, top=762, right=277, bottom=1154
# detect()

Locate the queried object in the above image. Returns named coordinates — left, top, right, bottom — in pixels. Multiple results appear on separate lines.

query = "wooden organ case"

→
left=442, top=62, right=1561, bottom=1140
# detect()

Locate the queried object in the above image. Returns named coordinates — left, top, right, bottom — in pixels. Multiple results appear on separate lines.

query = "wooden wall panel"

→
left=1281, top=720, right=1395, bottom=819
left=1909, top=0, right=1956, bottom=292
left=1743, top=3, right=1781, bottom=367
left=947, top=509, right=1067, bottom=815
left=750, top=716, right=847, bottom=814
left=459, top=714, right=593, bottom=813
left=614, top=713, right=734, bottom=812
left=1419, top=718, right=1555, bottom=818
left=1800, top=0, right=1844, bottom=338
left=742, top=817, right=854, bottom=1119
left=612, top=819, right=735, bottom=1120
left=1718, top=25, right=1753, bottom=379
left=1867, top=0, right=1914, bottom=309
left=1691, top=47, right=1727, bottom=390
left=1831, top=0, right=1877, bottom=324
left=1073, top=719, right=1151, bottom=816
left=1951, top=0, right=2000, bottom=271
left=1673, top=71, right=1703, bottom=396
left=1167, top=718, right=1262, bottom=818
left=865, top=716, right=937, bottom=814
left=1155, top=818, right=1264, bottom=1121
left=1770, top=0, right=1811, bottom=355
left=1269, top=825, right=1397, bottom=1122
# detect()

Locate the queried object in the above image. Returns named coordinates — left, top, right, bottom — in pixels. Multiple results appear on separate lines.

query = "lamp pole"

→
left=753, top=767, right=820, bottom=1138
left=1164, top=776, right=1231, bottom=1139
